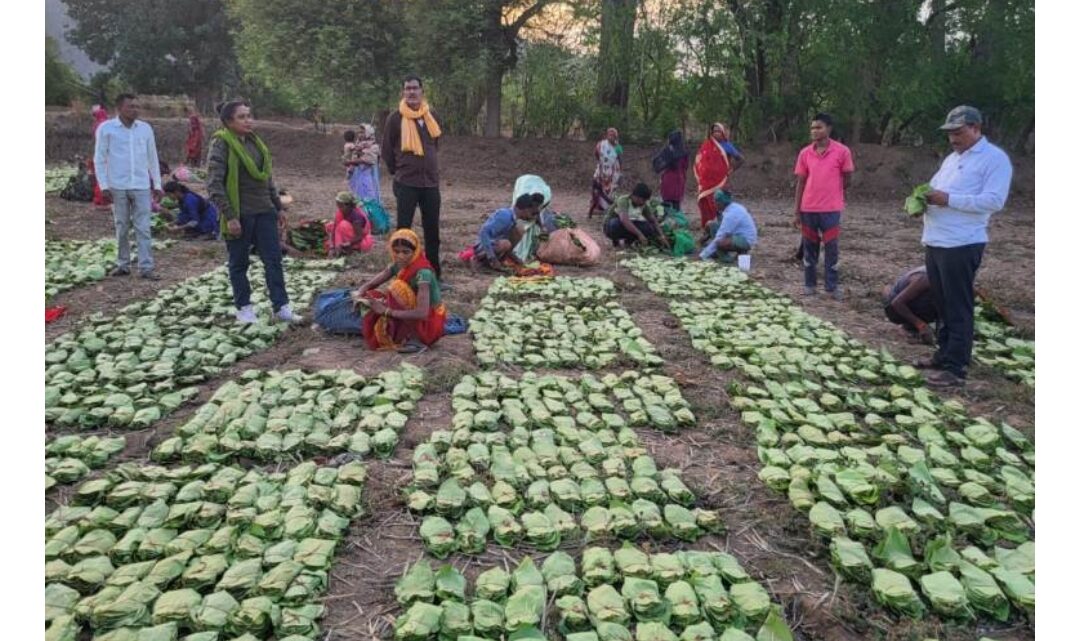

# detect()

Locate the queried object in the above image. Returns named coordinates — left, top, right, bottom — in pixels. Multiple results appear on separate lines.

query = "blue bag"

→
left=313, top=288, right=363, bottom=335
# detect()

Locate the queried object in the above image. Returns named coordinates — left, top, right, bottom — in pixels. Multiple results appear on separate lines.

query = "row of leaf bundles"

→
left=971, top=305, right=1035, bottom=387
left=45, top=261, right=340, bottom=429
left=679, top=305, right=924, bottom=388
left=485, top=276, right=618, bottom=302
left=470, top=298, right=664, bottom=369
left=45, top=238, right=174, bottom=300
left=152, top=366, right=423, bottom=463
left=619, top=257, right=751, bottom=300
left=830, top=528, right=1034, bottom=621
left=47, top=435, right=127, bottom=488
left=45, top=461, right=367, bottom=638
left=752, top=415, right=1034, bottom=521
left=418, top=497, right=721, bottom=557
left=392, top=547, right=793, bottom=641
left=451, top=371, right=695, bottom=434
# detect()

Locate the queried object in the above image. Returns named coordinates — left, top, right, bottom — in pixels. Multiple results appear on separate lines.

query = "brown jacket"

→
left=382, top=109, right=441, bottom=188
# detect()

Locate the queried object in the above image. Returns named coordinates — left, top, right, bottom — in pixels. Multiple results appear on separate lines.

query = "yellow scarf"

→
left=398, top=99, right=442, bottom=156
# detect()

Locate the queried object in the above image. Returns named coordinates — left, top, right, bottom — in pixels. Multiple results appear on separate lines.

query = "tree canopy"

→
left=60, top=0, right=1034, bottom=150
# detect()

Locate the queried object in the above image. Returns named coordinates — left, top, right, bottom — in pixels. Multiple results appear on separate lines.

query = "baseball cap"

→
left=940, top=105, right=982, bottom=131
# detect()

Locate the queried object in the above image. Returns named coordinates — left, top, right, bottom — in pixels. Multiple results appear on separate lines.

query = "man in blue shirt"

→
left=917, top=105, right=1013, bottom=388
left=700, top=190, right=757, bottom=263
left=471, top=194, right=541, bottom=271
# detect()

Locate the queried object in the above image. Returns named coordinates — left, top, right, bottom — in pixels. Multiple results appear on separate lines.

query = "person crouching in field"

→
left=603, top=183, right=671, bottom=251
left=354, top=229, right=448, bottom=354
left=326, top=191, right=374, bottom=257
left=470, top=194, right=542, bottom=272
left=883, top=266, right=937, bottom=345
left=699, top=190, right=757, bottom=263
left=163, top=181, right=219, bottom=239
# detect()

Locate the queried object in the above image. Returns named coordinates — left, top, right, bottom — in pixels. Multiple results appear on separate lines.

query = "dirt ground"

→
left=45, top=115, right=1035, bottom=641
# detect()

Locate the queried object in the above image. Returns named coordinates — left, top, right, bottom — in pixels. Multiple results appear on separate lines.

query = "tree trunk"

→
left=484, top=65, right=503, bottom=137
left=929, top=0, right=947, bottom=62
left=597, top=0, right=637, bottom=112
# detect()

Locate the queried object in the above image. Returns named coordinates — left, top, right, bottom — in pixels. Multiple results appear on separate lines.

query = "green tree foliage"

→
left=507, top=41, right=595, bottom=137
left=63, top=0, right=237, bottom=105
left=225, top=0, right=405, bottom=121
left=46, top=37, right=85, bottom=106
left=60, top=0, right=1033, bottom=151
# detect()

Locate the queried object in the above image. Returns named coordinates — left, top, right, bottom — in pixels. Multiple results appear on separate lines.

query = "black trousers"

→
left=925, top=243, right=985, bottom=377
left=393, top=182, right=442, bottom=278
left=226, top=211, right=288, bottom=311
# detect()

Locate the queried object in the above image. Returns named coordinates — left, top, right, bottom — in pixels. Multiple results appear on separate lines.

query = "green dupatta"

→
left=213, top=128, right=273, bottom=233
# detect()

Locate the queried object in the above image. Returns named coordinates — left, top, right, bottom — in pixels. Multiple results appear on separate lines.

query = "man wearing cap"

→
left=700, top=190, right=757, bottom=263
left=916, top=105, right=1013, bottom=388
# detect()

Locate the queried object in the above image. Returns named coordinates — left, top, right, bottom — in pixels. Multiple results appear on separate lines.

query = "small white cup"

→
left=737, top=254, right=752, bottom=272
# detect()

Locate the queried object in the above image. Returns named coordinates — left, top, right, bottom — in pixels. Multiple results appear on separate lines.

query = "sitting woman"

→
left=603, top=183, right=670, bottom=250
left=163, top=181, right=219, bottom=239
left=356, top=229, right=448, bottom=354
left=326, top=191, right=374, bottom=256
left=471, top=194, right=541, bottom=271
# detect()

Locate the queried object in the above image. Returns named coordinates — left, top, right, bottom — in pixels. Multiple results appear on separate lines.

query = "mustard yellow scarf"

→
left=398, top=99, right=442, bottom=156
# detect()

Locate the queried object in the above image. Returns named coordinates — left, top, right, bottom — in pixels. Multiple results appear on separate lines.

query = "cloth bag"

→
left=537, top=228, right=602, bottom=267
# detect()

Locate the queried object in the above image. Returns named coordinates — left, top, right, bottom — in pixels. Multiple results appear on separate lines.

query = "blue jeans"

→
left=226, top=211, right=289, bottom=312
left=800, top=211, right=841, bottom=291
left=112, top=189, right=154, bottom=272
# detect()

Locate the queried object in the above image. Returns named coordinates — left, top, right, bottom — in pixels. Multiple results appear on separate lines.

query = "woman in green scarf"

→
left=207, top=100, right=300, bottom=324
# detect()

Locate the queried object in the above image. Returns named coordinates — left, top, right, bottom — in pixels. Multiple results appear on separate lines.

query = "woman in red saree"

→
left=185, top=106, right=205, bottom=166
left=357, top=229, right=447, bottom=353
left=693, top=122, right=744, bottom=227
left=89, top=104, right=110, bottom=207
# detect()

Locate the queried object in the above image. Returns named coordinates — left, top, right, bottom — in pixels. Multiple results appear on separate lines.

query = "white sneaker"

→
left=275, top=304, right=302, bottom=324
left=235, top=305, right=258, bottom=324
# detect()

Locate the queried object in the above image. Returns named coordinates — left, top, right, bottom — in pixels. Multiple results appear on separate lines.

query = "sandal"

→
left=397, top=340, right=427, bottom=355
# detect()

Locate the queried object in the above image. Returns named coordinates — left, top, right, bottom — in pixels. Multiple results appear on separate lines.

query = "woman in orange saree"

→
left=693, top=122, right=744, bottom=228
left=357, top=229, right=447, bottom=353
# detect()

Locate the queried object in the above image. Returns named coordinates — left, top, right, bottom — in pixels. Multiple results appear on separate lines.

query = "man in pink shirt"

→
left=792, top=113, right=855, bottom=299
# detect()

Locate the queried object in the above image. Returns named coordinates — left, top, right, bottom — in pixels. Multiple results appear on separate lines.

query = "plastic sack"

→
left=363, top=199, right=391, bottom=235
left=313, top=288, right=362, bottom=335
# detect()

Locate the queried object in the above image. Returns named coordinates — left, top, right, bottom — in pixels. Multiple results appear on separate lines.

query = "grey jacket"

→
left=206, top=134, right=282, bottom=219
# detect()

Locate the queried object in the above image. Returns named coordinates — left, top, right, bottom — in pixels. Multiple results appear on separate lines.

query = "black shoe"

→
left=140, top=271, right=161, bottom=281
left=109, top=266, right=130, bottom=277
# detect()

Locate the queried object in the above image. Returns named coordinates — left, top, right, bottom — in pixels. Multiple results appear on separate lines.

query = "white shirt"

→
left=93, top=118, right=162, bottom=191
left=923, top=136, right=1012, bottom=248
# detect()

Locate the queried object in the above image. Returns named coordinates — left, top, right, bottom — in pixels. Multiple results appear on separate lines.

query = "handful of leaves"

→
left=904, top=183, right=933, bottom=217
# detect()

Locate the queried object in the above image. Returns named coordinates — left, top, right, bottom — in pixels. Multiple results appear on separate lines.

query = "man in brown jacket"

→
left=383, top=75, right=445, bottom=281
